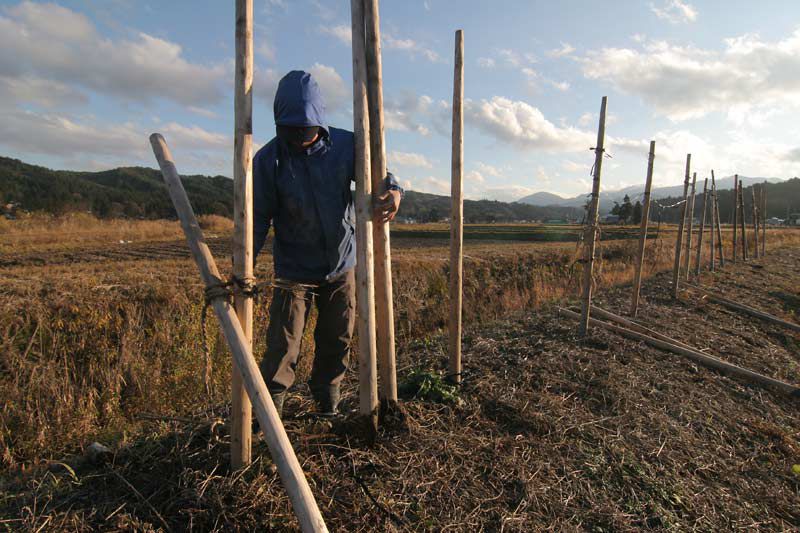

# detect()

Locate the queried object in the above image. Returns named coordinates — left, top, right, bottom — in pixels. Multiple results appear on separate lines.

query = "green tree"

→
left=631, top=200, right=643, bottom=225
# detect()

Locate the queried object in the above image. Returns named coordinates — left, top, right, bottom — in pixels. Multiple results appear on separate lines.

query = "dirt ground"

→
left=2, top=247, right=799, bottom=531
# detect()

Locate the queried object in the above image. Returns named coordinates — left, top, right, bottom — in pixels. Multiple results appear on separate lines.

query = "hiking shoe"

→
left=252, top=391, right=286, bottom=434
left=310, top=384, right=340, bottom=417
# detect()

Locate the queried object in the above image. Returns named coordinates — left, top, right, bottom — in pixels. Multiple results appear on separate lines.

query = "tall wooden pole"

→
left=350, top=0, right=378, bottom=429
left=732, top=174, right=738, bottom=262
left=739, top=182, right=748, bottom=261
left=761, top=185, right=767, bottom=256
left=709, top=179, right=716, bottom=272
left=448, top=29, right=464, bottom=383
left=682, top=172, right=697, bottom=279
left=712, top=171, right=724, bottom=267
left=231, top=0, right=253, bottom=469
left=630, top=140, right=655, bottom=317
left=364, top=0, right=397, bottom=403
left=672, top=154, right=691, bottom=298
left=579, top=96, right=607, bottom=336
left=751, top=187, right=760, bottom=259
left=694, top=177, right=708, bottom=278
left=150, top=135, right=328, bottom=533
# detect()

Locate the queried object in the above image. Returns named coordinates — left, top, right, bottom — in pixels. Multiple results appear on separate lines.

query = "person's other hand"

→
left=373, top=189, right=401, bottom=223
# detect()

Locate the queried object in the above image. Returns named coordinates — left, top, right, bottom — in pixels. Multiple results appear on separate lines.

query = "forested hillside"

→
left=0, top=157, right=582, bottom=223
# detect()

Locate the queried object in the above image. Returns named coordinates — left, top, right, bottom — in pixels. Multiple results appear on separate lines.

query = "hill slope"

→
left=0, top=156, right=582, bottom=223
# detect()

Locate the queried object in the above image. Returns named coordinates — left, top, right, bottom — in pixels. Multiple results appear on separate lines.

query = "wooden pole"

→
left=231, top=0, right=253, bottom=469
left=672, top=154, right=691, bottom=298
left=685, top=283, right=800, bottom=333
left=761, top=185, right=767, bottom=256
left=709, top=177, right=716, bottom=272
left=751, top=187, right=760, bottom=259
left=682, top=172, right=697, bottom=279
left=591, top=305, right=696, bottom=352
left=350, top=0, right=378, bottom=429
left=559, top=307, right=800, bottom=397
left=739, top=182, right=748, bottom=261
left=630, top=140, right=655, bottom=317
left=364, top=0, right=397, bottom=403
left=693, top=177, right=708, bottom=278
left=578, top=96, right=607, bottom=336
left=150, top=134, right=328, bottom=533
left=448, top=29, right=464, bottom=383
left=732, top=174, right=738, bottom=262
left=712, top=171, right=725, bottom=267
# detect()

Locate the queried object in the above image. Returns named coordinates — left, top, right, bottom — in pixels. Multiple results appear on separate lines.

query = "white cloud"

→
left=257, top=41, right=276, bottom=61
left=547, top=42, right=576, bottom=58
left=477, top=57, right=496, bottom=68
left=388, top=150, right=433, bottom=169
left=383, top=33, right=441, bottom=62
left=384, top=92, right=435, bottom=136
left=0, top=74, right=87, bottom=108
left=464, top=96, right=594, bottom=151
left=319, top=24, right=351, bottom=45
left=474, top=162, right=502, bottom=177
left=479, top=185, right=536, bottom=202
left=581, top=29, right=800, bottom=121
left=650, top=0, right=697, bottom=23
left=465, top=170, right=485, bottom=184
left=411, top=176, right=450, bottom=195
left=0, top=1, right=226, bottom=106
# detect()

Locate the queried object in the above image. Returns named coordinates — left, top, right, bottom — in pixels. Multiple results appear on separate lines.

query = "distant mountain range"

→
left=0, top=156, right=581, bottom=223
left=518, top=176, right=788, bottom=211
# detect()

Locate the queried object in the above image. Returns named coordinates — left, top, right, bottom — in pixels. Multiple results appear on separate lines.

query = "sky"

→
left=1, top=0, right=800, bottom=201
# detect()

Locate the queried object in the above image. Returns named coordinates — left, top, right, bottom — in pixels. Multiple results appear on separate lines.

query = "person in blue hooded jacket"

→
left=253, top=70, right=403, bottom=417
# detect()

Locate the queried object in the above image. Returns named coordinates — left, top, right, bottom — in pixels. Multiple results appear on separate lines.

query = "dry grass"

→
left=1, top=247, right=799, bottom=531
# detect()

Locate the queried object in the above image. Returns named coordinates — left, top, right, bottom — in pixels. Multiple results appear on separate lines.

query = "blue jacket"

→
left=253, top=70, right=401, bottom=282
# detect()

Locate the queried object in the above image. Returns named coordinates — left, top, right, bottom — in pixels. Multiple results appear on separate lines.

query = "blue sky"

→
left=1, top=0, right=799, bottom=200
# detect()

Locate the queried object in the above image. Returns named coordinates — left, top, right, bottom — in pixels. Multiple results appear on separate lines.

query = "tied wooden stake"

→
left=579, top=96, right=608, bottom=336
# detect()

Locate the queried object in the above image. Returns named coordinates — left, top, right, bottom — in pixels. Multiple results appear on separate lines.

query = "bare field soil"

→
left=1, top=220, right=799, bottom=530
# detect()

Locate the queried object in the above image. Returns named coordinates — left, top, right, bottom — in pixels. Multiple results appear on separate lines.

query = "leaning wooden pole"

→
left=350, top=0, right=378, bottom=430
left=448, top=29, right=464, bottom=383
left=364, top=0, right=397, bottom=402
left=150, top=134, right=328, bottom=533
left=751, top=186, right=760, bottom=259
left=739, top=182, right=748, bottom=261
left=693, top=177, right=708, bottom=277
left=761, top=185, right=767, bottom=256
left=732, top=174, right=738, bottom=262
left=630, top=140, right=655, bottom=317
left=559, top=307, right=800, bottom=397
left=578, top=96, right=607, bottom=336
left=231, top=0, right=253, bottom=469
left=682, top=172, right=697, bottom=279
left=672, top=154, right=691, bottom=298
left=711, top=171, right=724, bottom=267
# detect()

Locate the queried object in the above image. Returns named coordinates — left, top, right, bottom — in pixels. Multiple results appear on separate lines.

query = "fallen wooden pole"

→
left=630, top=140, right=655, bottom=317
left=693, top=177, right=708, bottom=278
left=712, top=171, right=724, bottom=267
left=150, top=134, right=328, bottom=533
left=682, top=172, right=697, bottom=280
left=559, top=307, right=800, bottom=397
left=672, top=154, right=691, bottom=298
left=350, top=0, right=378, bottom=430
left=739, top=182, right=748, bottom=261
left=448, top=29, right=464, bottom=383
left=364, top=0, right=398, bottom=402
left=731, top=174, right=738, bottom=262
left=579, top=96, right=607, bottom=336
left=231, top=0, right=253, bottom=470
left=589, top=305, right=696, bottom=351
left=684, top=283, right=800, bottom=333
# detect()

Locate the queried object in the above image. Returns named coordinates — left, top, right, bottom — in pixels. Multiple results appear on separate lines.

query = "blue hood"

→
left=273, top=70, right=328, bottom=133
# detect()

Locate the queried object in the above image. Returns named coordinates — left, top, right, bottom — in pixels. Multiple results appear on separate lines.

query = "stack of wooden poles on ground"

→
left=560, top=96, right=800, bottom=404
left=147, top=1, right=467, bottom=530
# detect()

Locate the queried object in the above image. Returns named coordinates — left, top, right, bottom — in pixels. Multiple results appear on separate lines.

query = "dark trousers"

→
left=259, top=269, right=355, bottom=397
